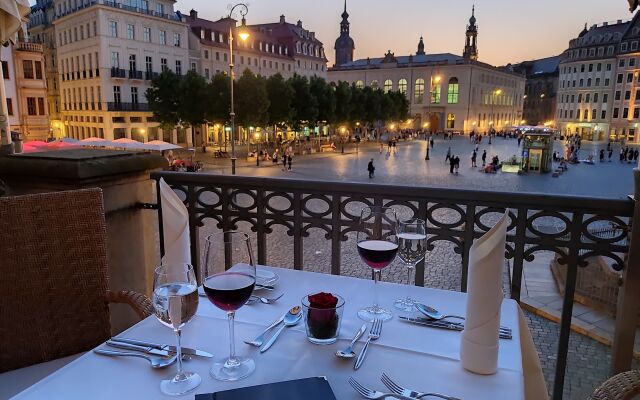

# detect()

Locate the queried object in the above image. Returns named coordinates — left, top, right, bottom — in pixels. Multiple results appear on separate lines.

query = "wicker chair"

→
left=0, top=188, right=153, bottom=373
left=590, top=370, right=640, bottom=400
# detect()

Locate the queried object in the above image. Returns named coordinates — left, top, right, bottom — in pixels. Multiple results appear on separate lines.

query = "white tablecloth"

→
left=12, top=267, right=525, bottom=399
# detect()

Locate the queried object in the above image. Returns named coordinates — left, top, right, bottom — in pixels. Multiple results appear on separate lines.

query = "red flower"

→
left=308, top=292, right=338, bottom=309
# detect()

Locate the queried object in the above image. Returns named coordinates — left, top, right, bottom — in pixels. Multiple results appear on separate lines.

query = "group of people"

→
left=618, top=146, right=639, bottom=163
left=271, top=148, right=294, bottom=171
left=445, top=149, right=461, bottom=174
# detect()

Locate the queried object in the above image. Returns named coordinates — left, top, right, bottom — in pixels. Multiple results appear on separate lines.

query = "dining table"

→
left=11, top=266, right=533, bottom=399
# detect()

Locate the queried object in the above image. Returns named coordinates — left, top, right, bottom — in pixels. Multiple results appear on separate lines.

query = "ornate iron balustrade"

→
left=152, top=171, right=637, bottom=400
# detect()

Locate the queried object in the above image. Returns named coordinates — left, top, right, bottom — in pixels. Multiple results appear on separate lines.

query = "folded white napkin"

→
left=460, top=212, right=508, bottom=375
left=159, top=178, right=191, bottom=265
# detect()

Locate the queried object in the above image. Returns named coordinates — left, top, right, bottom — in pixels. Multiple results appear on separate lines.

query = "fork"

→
left=245, top=293, right=284, bottom=305
left=243, top=313, right=285, bottom=347
left=381, top=373, right=462, bottom=400
left=354, top=318, right=382, bottom=370
left=348, top=377, right=413, bottom=400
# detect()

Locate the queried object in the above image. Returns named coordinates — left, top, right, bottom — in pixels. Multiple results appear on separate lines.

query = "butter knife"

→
left=110, top=338, right=214, bottom=358
left=106, top=340, right=172, bottom=356
left=399, top=317, right=512, bottom=340
left=410, top=316, right=512, bottom=334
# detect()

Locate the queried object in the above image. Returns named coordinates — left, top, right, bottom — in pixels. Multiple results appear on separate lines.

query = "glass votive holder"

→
left=301, top=293, right=345, bottom=345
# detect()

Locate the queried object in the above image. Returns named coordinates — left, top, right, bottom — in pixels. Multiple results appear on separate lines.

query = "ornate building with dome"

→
left=328, top=6, right=525, bottom=134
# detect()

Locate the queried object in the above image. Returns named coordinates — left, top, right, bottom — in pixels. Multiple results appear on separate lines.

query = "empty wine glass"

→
left=394, top=219, right=427, bottom=311
left=152, top=263, right=201, bottom=396
left=356, top=206, right=399, bottom=322
left=203, top=231, right=256, bottom=381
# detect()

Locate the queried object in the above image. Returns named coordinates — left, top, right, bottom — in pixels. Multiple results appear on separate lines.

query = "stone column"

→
left=0, top=149, right=166, bottom=334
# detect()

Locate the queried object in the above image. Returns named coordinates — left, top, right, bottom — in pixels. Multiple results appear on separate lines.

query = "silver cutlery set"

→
left=349, top=375, right=462, bottom=400
left=93, top=337, right=213, bottom=368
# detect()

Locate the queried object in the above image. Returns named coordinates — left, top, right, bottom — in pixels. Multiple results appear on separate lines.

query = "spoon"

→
left=260, top=306, right=302, bottom=352
left=415, top=303, right=464, bottom=321
left=336, top=324, right=367, bottom=359
left=94, top=349, right=177, bottom=369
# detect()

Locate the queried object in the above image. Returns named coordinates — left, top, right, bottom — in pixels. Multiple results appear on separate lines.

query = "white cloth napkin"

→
left=0, top=0, right=30, bottom=43
left=460, top=212, right=508, bottom=375
left=159, top=178, right=191, bottom=265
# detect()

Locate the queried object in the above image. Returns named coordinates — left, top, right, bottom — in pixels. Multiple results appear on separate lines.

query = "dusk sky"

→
left=176, top=0, right=634, bottom=66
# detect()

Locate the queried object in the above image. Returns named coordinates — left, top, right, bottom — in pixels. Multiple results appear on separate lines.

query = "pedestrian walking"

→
left=608, top=148, right=613, bottom=162
left=454, top=156, right=460, bottom=174
left=471, top=150, right=477, bottom=167
left=367, top=158, right=375, bottom=178
left=445, top=147, right=451, bottom=164
left=287, top=154, right=292, bottom=171
left=635, top=149, right=639, bottom=162
left=620, top=148, right=625, bottom=163
left=430, top=137, right=434, bottom=148
left=599, top=149, right=605, bottom=162
left=449, top=155, right=455, bottom=174
left=517, top=137, right=522, bottom=147
left=481, top=150, right=487, bottom=166
left=282, top=152, right=288, bottom=170
left=379, top=143, right=384, bottom=153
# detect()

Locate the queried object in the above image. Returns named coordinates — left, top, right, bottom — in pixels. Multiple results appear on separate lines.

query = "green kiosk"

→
left=521, top=130, right=553, bottom=173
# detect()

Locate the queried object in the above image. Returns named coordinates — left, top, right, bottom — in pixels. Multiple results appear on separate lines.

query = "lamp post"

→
left=491, top=89, right=502, bottom=132
left=228, top=3, right=250, bottom=175
left=255, top=131, right=260, bottom=166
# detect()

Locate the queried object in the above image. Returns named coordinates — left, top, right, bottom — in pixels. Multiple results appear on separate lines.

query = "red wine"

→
left=204, top=272, right=256, bottom=312
left=357, top=240, right=399, bottom=269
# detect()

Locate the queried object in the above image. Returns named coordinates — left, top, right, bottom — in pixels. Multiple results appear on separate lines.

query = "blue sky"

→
left=174, top=0, right=633, bottom=66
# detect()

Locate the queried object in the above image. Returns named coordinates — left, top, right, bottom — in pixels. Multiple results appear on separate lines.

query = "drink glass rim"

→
left=154, top=262, right=194, bottom=276
left=301, top=293, right=345, bottom=310
left=399, top=218, right=426, bottom=225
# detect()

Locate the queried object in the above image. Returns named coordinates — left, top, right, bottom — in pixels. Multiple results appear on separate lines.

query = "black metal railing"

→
left=110, top=67, right=126, bottom=78
left=152, top=172, right=637, bottom=400
left=106, top=102, right=149, bottom=111
left=128, top=69, right=143, bottom=79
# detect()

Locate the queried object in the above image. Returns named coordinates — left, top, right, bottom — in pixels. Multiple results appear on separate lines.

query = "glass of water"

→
left=153, top=263, right=201, bottom=396
left=394, top=219, right=427, bottom=311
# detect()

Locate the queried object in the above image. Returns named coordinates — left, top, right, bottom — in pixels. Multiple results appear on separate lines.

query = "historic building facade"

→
left=328, top=6, right=525, bottom=134
left=509, top=56, right=560, bottom=126
left=556, top=13, right=640, bottom=143
left=1, top=38, right=49, bottom=141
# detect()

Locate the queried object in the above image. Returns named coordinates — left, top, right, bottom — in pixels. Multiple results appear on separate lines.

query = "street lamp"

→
left=340, top=126, right=346, bottom=154
left=228, top=3, right=250, bottom=175
left=254, top=131, right=260, bottom=166
left=491, top=89, right=502, bottom=130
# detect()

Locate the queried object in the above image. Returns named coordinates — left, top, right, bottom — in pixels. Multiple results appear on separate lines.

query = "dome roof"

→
left=335, top=35, right=354, bottom=49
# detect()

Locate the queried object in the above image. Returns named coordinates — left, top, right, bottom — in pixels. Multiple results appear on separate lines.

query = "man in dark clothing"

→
left=287, top=154, right=292, bottom=171
left=635, top=149, right=639, bottom=162
left=599, top=149, right=605, bottom=162
left=454, top=156, right=460, bottom=174
left=481, top=150, right=487, bottom=166
left=449, top=155, right=455, bottom=173
left=471, top=150, right=477, bottom=167
left=608, top=148, right=613, bottom=162
left=430, top=137, right=434, bottom=148
left=367, top=159, right=375, bottom=178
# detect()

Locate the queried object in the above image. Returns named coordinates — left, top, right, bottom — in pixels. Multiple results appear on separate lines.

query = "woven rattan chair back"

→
left=0, top=188, right=111, bottom=373
left=590, top=370, right=640, bottom=400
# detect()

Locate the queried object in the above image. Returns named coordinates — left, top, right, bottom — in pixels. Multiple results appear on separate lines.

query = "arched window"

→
left=430, top=76, right=441, bottom=103
left=414, top=78, right=425, bottom=102
left=370, top=80, right=379, bottom=89
left=355, top=80, right=364, bottom=89
left=383, top=79, right=393, bottom=93
left=446, top=113, right=455, bottom=129
left=447, top=77, right=459, bottom=104
left=398, top=78, right=407, bottom=94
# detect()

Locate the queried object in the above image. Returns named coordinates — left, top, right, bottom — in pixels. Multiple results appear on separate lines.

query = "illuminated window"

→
left=383, top=79, right=392, bottom=93
left=447, top=77, right=459, bottom=104
left=446, top=113, right=455, bottom=129
left=398, top=78, right=407, bottom=94
left=355, top=80, right=364, bottom=89
left=414, top=78, right=424, bottom=102
left=370, top=80, right=379, bottom=89
left=430, top=77, right=441, bottom=104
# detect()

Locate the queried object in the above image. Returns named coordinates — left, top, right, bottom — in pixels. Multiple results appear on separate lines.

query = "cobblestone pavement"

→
left=192, top=135, right=638, bottom=398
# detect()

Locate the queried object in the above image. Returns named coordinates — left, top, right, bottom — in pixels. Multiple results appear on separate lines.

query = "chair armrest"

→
left=106, top=290, right=154, bottom=320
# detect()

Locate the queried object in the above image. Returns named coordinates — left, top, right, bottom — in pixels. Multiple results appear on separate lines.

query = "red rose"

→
left=308, top=292, right=338, bottom=309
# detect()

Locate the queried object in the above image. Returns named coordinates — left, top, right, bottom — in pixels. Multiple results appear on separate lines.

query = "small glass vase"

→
left=301, top=294, right=345, bottom=345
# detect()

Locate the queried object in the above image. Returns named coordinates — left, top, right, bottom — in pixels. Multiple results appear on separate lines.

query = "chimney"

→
left=603, top=21, right=608, bottom=26
left=618, top=19, right=623, bottom=24
left=591, top=24, right=597, bottom=29
left=280, top=15, right=285, bottom=24
left=189, top=9, right=197, bottom=19
left=297, top=20, right=302, bottom=28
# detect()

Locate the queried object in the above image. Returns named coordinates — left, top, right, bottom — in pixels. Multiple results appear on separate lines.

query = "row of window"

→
left=558, top=106, right=640, bottom=120
left=113, top=85, right=139, bottom=104
left=560, top=92, right=610, bottom=104
left=4, top=97, right=46, bottom=116
left=56, top=0, right=166, bottom=19
left=1, top=59, right=45, bottom=80
left=354, top=77, right=460, bottom=104
left=110, top=52, right=180, bottom=74
left=561, top=62, right=612, bottom=75
left=561, top=76, right=610, bottom=89
left=62, top=86, right=102, bottom=107
left=203, top=50, right=325, bottom=73
left=108, top=20, right=181, bottom=47
left=60, top=52, right=99, bottom=76
left=566, top=45, right=616, bottom=60
left=59, top=21, right=97, bottom=47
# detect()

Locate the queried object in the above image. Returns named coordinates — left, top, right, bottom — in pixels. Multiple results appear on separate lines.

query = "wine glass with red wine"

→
left=203, top=231, right=257, bottom=381
left=356, top=206, right=399, bottom=322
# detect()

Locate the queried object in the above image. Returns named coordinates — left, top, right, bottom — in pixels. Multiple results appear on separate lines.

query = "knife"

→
left=109, top=338, right=214, bottom=358
left=408, top=316, right=512, bottom=334
left=399, top=317, right=512, bottom=340
left=106, top=340, right=172, bottom=356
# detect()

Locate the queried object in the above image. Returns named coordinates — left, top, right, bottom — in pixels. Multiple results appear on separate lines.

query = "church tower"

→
left=334, top=0, right=355, bottom=66
left=463, top=5, right=478, bottom=61
left=416, top=36, right=425, bottom=56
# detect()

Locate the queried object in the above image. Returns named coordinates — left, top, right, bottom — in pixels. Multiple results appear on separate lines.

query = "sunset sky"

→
left=175, top=0, right=634, bottom=66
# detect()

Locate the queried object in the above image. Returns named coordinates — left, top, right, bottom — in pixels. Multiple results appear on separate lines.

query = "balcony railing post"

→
left=330, top=195, right=341, bottom=275
left=187, top=185, right=200, bottom=280
left=293, top=192, right=303, bottom=270
left=510, top=207, right=528, bottom=302
left=256, top=188, right=266, bottom=265
left=460, top=204, right=476, bottom=292
left=414, top=199, right=428, bottom=286
left=611, top=168, right=640, bottom=374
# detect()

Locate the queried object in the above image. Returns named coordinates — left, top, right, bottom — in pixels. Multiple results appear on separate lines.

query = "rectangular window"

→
left=585, top=93, right=590, bottom=103
left=37, top=97, right=45, bottom=115
left=143, top=27, right=151, bottom=42
left=145, top=56, right=152, bottom=73
left=2, top=61, right=9, bottom=79
left=131, top=87, right=138, bottom=104
left=155, top=3, right=164, bottom=14
left=161, top=58, right=167, bottom=71
left=113, top=86, right=121, bottom=103
left=588, top=64, right=593, bottom=72
left=623, top=107, right=629, bottom=118
left=111, top=52, right=119, bottom=68
left=601, top=110, right=606, bottom=119
left=205, top=68, right=210, bottom=79
left=430, top=79, right=441, bottom=104
left=578, top=94, right=582, bottom=103
left=127, top=24, right=134, bottom=40
left=631, top=58, right=637, bottom=67
left=174, top=33, right=180, bottom=47
left=223, top=53, right=228, bottom=62
left=22, top=60, right=34, bottom=79
left=27, top=97, right=36, bottom=115
left=577, top=109, right=582, bottom=120
left=635, top=108, right=640, bottom=119
left=204, top=50, right=209, bottom=59
left=129, top=54, right=136, bottom=71
left=215, top=52, right=219, bottom=61
left=616, top=91, right=621, bottom=100
left=628, top=73, right=634, bottom=83
left=595, top=78, right=600, bottom=86
left=620, top=59, right=626, bottom=68
left=159, top=30, right=166, bottom=45
left=603, top=93, right=608, bottom=103
left=618, top=74, right=624, bottom=84
left=597, top=63, right=602, bottom=72
left=6, top=98, right=12, bottom=115
left=592, top=109, right=597, bottom=120
left=605, top=78, right=610, bottom=86
left=35, top=61, right=43, bottom=79
left=626, top=90, right=631, bottom=100
left=109, top=21, right=117, bottom=37
left=190, top=62, right=196, bottom=71
left=614, top=108, right=619, bottom=118
left=594, top=93, right=599, bottom=103
left=175, top=60, right=181, bottom=75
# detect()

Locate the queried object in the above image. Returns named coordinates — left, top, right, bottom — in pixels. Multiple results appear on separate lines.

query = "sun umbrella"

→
left=112, top=138, right=145, bottom=149
left=144, top=140, right=183, bottom=151
left=44, top=140, right=81, bottom=150
left=79, top=137, right=113, bottom=147
left=24, top=140, right=48, bottom=147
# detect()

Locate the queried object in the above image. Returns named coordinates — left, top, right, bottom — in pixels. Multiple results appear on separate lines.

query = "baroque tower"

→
left=463, top=5, right=478, bottom=61
left=334, top=0, right=355, bottom=66
left=416, top=36, right=425, bottom=55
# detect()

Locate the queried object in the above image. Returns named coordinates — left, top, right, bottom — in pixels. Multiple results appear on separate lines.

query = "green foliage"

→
left=289, top=74, right=318, bottom=132
left=309, top=76, right=336, bottom=125
left=235, top=69, right=270, bottom=127
left=145, top=70, right=181, bottom=129
left=333, top=81, right=352, bottom=124
left=266, top=73, right=294, bottom=127
left=179, top=70, right=210, bottom=128
left=207, top=72, right=230, bottom=124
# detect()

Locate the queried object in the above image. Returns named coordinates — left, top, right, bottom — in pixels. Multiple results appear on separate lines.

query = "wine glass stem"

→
left=406, top=264, right=415, bottom=301
left=174, top=328, right=184, bottom=378
left=373, top=269, right=381, bottom=309
left=227, top=311, right=236, bottom=362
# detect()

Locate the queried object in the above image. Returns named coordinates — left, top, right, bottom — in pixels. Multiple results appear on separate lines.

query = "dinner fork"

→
left=243, top=313, right=285, bottom=347
left=245, top=293, right=284, bottom=305
left=381, top=373, right=462, bottom=400
left=354, top=318, right=382, bottom=370
left=348, top=377, right=413, bottom=400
